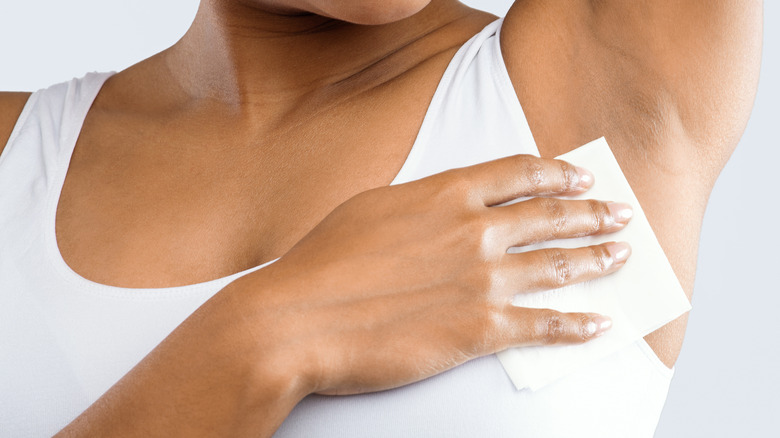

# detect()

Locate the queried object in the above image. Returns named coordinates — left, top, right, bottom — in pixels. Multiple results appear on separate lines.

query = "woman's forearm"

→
left=55, top=274, right=306, bottom=438
left=55, top=155, right=629, bottom=436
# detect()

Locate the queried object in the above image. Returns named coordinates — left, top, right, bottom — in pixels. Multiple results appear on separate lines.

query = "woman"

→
left=0, top=0, right=761, bottom=436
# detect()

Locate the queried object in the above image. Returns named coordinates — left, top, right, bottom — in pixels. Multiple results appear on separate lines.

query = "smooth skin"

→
left=60, top=158, right=629, bottom=436
left=0, top=0, right=762, bottom=436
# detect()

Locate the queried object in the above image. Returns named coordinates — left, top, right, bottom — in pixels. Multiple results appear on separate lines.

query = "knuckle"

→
left=433, top=170, right=472, bottom=202
left=537, top=311, right=566, bottom=344
left=589, top=245, right=612, bottom=273
left=483, top=303, right=504, bottom=336
left=447, top=173, right=474, bottom=199
left=520, top=158, right=545, bottom=192
left=586, top=199, right=610, bottom=232
left=465, top=213, right=507, bottom=259
left=538, top=198, right=567, bottom=235
left=558, top=160, right=579, bottom=191
left=575, top=314, right=592, bottom=342
left=472, top=302, right=505, bottom=354
left=545, top=249, right=572, bottom=287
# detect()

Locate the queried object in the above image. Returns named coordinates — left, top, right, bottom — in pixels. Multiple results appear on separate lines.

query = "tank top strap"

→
left=390, top=18, right=538, bottom=185
left=0, top=72, right=113, bottom=196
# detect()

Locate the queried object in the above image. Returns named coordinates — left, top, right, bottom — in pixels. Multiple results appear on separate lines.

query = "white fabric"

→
left=0, top=17, right=674, bottom=437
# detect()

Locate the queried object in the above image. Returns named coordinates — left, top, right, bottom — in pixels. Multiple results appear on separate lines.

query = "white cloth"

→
left=0, top=17, right=675, bottom=437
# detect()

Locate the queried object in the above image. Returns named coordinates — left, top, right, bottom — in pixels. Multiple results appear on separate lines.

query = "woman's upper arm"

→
left=500, top=0, right=763, bottom=170
left=0, top=92, right=33, bottom=157
left=498, top=0, right=762, bottom=368
left=498, top=0, right=763, bottom=280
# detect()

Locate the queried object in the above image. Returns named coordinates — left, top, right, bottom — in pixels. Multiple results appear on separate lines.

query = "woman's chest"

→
left=55, top=104, right=425, bottom=289
left=49, top=19, right=499, bottom=289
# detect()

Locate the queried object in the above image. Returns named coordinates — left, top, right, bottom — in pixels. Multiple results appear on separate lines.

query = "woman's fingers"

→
left=499, top=242, right=632, bottom=293
left=443, top=155, right=594, bottom=206
left=491, top=198, right=633, bottom=247
left=500, top=308, right=613, bottom=348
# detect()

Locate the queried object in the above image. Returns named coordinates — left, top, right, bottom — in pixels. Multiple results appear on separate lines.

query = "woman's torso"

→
left=0, top=6, right=705, bottom=436
left=2, top=5, right=702, bottom=366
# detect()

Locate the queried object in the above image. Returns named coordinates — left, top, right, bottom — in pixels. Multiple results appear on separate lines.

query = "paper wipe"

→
left=495, top=137, right=692, bottom=391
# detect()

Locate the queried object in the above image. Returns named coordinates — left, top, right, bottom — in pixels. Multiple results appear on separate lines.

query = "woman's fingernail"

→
left=586, top=315, right=613, bottom=336
left=605, top=241, right=632, bottom=265
left=607, top=202, right=633, bottom=225
left=576, top=166, right=594, bottom=189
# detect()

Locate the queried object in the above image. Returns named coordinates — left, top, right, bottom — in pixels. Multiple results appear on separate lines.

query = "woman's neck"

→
left=159, top=0, right=468, bottom=109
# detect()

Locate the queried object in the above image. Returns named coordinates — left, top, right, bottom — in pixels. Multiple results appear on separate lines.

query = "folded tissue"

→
left=495, top=137, right=692, bottom=390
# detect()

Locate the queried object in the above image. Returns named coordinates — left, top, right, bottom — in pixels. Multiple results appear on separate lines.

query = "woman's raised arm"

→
left=499, top=0, right=762, bottom=369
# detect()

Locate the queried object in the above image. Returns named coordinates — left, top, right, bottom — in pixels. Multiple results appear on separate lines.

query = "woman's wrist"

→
left=54, top=269, right=311, bottom=438
left=218, top=266, right=316, bottom=432
left=240, top=356, right=310, bottom=436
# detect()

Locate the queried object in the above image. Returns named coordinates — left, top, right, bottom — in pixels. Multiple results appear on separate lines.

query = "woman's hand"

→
left=231, top=154, right=633, bottom=397
left=58, top=154, right=633, bottom=438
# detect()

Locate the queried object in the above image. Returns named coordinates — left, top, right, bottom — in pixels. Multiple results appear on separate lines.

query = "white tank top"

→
left=0, top=18, right=674, bottom=437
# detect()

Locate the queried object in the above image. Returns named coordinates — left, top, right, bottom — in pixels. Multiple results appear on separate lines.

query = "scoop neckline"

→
left=42, top=21, right=504, bottom=297
left=43, top=72, right=424, bottom=296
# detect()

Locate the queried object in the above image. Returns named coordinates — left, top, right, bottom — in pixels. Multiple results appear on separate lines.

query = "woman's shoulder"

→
left=0, top=92, right=32, bottom=156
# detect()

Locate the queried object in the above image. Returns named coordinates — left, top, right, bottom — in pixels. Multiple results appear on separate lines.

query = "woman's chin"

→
left=311, top=0, right=433, bottom=25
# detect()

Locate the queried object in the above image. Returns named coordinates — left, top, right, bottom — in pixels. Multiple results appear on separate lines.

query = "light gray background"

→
left=1, top=1, right=777, bottom=436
